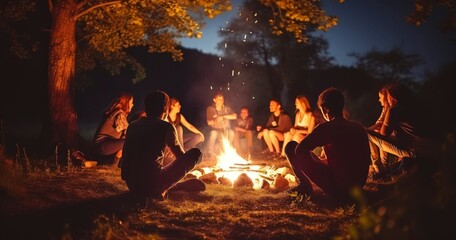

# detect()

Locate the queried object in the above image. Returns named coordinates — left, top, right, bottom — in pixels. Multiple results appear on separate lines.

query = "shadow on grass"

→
left=0, top=191, right=151, bottom=239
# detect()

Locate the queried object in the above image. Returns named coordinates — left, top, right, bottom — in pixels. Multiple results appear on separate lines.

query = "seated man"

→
left=206, top=92, right=237, bottom=157
left=285, top=87, right=371, bottom=202
left=120, top=90, right=203, bottom=198
left=257, top=99, right=292, bottom=159
left=233, top=106, right=254, bottom=159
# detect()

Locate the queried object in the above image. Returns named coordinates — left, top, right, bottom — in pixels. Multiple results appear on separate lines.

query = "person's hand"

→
left=257, top=132, right=264, bottom=139
left=199, top=133, right=205, bottom=142
left=216, top=116, right=224, bottom=123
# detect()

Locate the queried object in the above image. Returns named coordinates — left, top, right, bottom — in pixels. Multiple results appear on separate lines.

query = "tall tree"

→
left=407, top=0, right=456, bottom=34
left=2, top=0, right=342, bottom=149
left=47, top=0, right=234, bottom=147
left=2, top=0, right=232, bottom=147
left=217, top=0, right=336, bottom=99
left=349, top=47, right=423, bottom=83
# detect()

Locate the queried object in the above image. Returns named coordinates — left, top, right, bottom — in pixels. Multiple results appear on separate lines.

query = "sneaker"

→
left=71, top=151, right=86, bottom=162
left=272, top=153, right=284, bottom=160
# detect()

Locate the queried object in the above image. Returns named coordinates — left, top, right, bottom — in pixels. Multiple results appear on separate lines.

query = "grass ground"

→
left=0, top=154, right=395, bottom=240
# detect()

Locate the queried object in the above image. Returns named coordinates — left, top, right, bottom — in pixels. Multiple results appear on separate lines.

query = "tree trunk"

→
left=259, top=36, right=282, bottom=99
left=48, top=0, right=78, bottom=147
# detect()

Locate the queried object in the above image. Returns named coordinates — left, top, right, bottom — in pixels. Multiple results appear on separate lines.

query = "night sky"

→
left=181, top=0, right=456, bottom=80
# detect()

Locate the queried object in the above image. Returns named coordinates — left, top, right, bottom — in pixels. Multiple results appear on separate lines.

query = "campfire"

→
left=189, top=138, right=297, bottom=190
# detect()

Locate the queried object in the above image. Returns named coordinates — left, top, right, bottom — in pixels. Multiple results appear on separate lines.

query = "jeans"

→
left=367, top=130, right=415, bottom=173
left=95, top=137, right=125, bottom=156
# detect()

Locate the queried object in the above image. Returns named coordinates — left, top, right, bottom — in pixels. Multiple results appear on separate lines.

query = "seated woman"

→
left=93, top=92, right=134, bottom=166
left=367, top=84, right=391, bottom=175
left=367, top=83, right=430, bottom=177
left=163, top=97, right=205, bottom=165
left=281, top=95, right=315, bottom=157
left=167, top=97, right=205, bottom=151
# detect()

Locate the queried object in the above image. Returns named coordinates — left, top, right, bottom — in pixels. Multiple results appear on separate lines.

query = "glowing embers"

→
left=189, top=137, right=297, bottom=190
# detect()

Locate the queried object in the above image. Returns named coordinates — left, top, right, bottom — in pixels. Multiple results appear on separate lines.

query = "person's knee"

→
left=186, top=148, right=203, bottom=164
left=196, top=134, right=204, bottom=143
left=209, top=130, right=218, bottom=138
left=285, top=141, right=298, bottom=156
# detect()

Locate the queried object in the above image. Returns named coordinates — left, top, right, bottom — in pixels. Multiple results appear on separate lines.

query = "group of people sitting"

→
left=204, top=92, right=317, bottom=161
left=82, top=84, right=430, bottom=203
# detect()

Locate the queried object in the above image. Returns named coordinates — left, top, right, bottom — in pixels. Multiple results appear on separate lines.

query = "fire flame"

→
left=213, top=137, right=276, bottom=189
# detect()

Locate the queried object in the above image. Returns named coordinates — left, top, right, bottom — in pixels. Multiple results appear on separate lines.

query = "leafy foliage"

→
left=73, top=0, right=231, bottom=80
left=349, top=47, right=423, bottom=83
left=217, top=0, right=335, bottom=99
left=0, top=0, right=38, bottom=59
left=407, top=0, right=456, bottom=33
left=80, top=0, right=228, bottom=61
left=259, top=0, right=341, bottom=43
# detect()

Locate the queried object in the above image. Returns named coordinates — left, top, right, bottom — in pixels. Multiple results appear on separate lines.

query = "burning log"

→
left=190, top=169, right=203, bottom=178
left=218, top=176, right=232, bottom=186
left=233, top=163, right=267, bottom=167
left=272, top=174, right=289, bottom=190
left=275, top=167, right=293, bottom=176
left=284, top=174, right=297, bottom=184
left=229, top=166, right=250, bottom=170
left=260, top=179, right=270, bottom=189
left=199, top=172, right=218, bottom=184
left=233, top=173, right=254, bottom=188
left=183, top=173, right=197, bottom=180
left=258, top=174, right=274, bottom=182
left=214, top=169, right=268, bottom=174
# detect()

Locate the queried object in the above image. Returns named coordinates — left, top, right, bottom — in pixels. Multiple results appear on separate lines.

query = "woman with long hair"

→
left=167, top=97, right=205, bottom=151
left=368, top=84, right=392, bottom=175
left=368, top=83, right=429, bottom=178
left=94, top=92, right=134, bottom=166
left=281, top=95, right=315, bottom=157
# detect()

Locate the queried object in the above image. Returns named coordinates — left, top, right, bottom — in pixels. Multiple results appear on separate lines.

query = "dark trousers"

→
left=95, top=137, right=124, bottom=156
left=285, top=141, right=348, bottom=199
left=126, top=148, right=202, bottom=197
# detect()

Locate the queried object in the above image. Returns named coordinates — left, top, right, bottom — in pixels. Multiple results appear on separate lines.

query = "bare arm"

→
left=166, top=125, right=184, bottom=158
left=223, top=113, right=237, bottom=120
left=181, top=115, right=204, bottom=137
left=207, top=107, right=217, bottom=126
left=380, top=108, right=394, bottom=136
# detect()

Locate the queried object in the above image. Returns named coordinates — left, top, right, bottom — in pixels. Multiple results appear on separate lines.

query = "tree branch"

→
left=77, top=0, right=90, bottom=10
left=48, top=0, right=53, bottom=12
left=73, top=0, right=121, bottom=21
